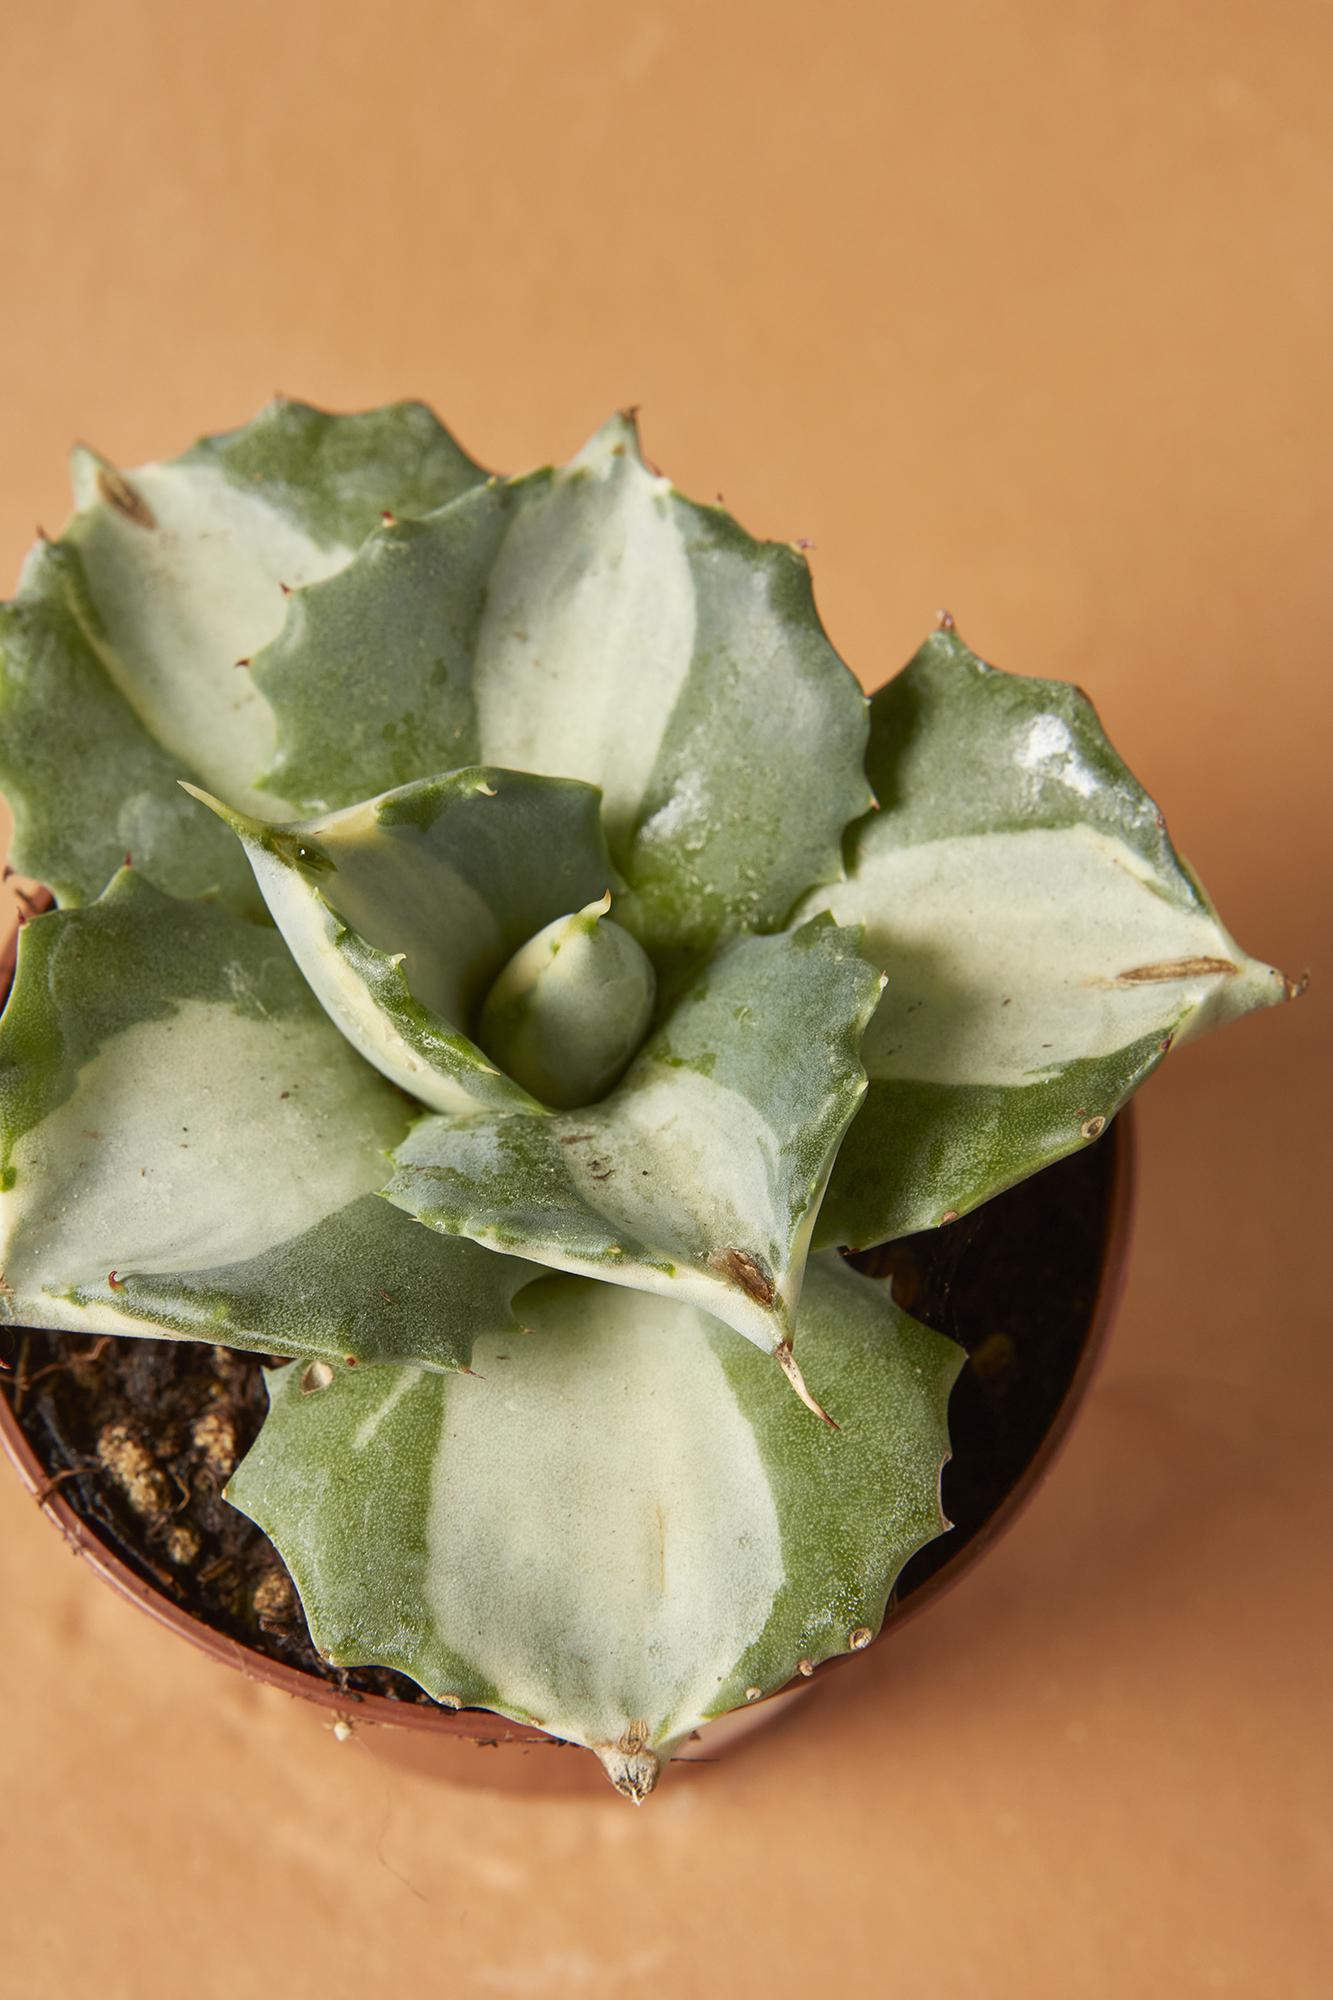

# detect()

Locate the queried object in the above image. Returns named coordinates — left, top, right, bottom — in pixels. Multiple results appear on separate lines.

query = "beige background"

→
left=1, top=3, right=1329, bottom=1993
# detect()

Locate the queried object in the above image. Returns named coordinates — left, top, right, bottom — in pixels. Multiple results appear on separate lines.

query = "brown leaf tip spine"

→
left=775, top=1343, right=840, bottom=1429
left=96, top=466, right=157, bottom=529
left=595, top=1732, right=661, bottom=1804
left=848, top=1626, right=873, bottom=1651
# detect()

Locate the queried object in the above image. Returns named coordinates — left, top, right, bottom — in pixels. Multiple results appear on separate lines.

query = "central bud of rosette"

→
left=184, top=768, right=664, bottom=1119
left=474, top=892, right=657, bottom=1110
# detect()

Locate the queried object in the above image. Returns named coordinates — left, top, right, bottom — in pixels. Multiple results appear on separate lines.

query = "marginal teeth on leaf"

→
left=848, top=1626, right=873, bottom=1651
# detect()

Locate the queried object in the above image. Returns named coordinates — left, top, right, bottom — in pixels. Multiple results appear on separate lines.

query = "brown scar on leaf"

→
left=1106, top=956, right=1238, bottom=985
left=713, top=1247, right=775, bottom=1307
left=559, top=1132, right=595, bottom=1145
left=96, top=466, right=156, bottom=529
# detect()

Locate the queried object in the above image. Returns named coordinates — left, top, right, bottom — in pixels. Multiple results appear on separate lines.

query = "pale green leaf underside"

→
left=805, top=630, right=1292, bottom=1246
left=0, top=398, right=485, bottom=906
left=384, top=921, right=882, bottom=1352
left=0, top=873, right=530, bottom=1370
left=227, top=1257, right=961, bottom=1785
left=191, top=767, right=616, bottom=1116
left=254, top=414, right=872, bottom=964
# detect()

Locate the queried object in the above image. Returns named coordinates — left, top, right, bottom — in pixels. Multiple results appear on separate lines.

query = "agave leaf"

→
left=802, top=628, right=1293, bottom=1247
left=188, top=768, right=617, bottom=1116
left=0, top=872, right=530, bottom=1368
left=254, top=414, right=873, bottom=964
left=384, top=921, right=882, bottom=1366
left=0, top=542, right=257, bottom=910
left=0, top=398, right=486, bottom=904
left=227, top=1254, right=961, bottom=1797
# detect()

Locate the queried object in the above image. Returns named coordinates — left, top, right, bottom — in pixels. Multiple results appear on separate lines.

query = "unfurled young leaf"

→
left=185, top=765, right=616, bottom=1115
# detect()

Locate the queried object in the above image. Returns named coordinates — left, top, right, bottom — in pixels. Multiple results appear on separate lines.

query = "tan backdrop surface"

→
left=0, top=3, right=1329, bottom=1994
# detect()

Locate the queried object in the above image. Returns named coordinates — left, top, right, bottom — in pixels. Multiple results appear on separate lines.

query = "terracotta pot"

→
left=0, top=1110, right=1135, bottom=1776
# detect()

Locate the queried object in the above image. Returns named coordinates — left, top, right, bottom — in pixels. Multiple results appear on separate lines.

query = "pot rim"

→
left=0, top=1113, right=1135, bottom=1744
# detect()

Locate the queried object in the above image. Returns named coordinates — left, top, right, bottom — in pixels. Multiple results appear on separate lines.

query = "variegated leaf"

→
left=226, top=1255, right=962, bottom=1797
left=0, top=398, right=486, bottom=904
left=0, top=872, right=529, bottom=1368
left=253, top=415, right=872, bottom=964
left=384, top=921, right=882, bottom=1374
left=187, top=768, right=617, bottom=1116
left=801, top=627, right=1293, bottom=1247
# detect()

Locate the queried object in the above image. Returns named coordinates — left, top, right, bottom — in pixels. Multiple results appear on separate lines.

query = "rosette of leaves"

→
left=0, top=400, right=1293, bottom=1797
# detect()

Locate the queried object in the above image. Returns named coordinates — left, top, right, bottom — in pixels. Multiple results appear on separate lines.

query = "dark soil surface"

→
left=0, top=1129, right=1116, bottom=1704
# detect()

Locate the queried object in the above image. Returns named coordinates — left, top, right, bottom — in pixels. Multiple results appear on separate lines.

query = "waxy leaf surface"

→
left=254, top=415, right=872, bottom=965
left=227, top=1257, right=962, bottom=1793
left=191, top=768, right=616, bottom=1116
left=0, top=873, right=529, bottom=1369
left=0, top=398, right=485, bottom=904
left=384, top=921, right=882, bottom=1354
left=802, top=629, right=1292, bottom=1245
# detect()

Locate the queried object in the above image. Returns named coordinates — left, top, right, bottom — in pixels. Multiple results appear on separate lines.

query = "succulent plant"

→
left=0, top=400, right=1294, bottom=1798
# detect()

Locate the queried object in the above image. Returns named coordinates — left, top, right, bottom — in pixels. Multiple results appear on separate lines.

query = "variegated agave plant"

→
left=0, top=400, right=1293, bottom=1798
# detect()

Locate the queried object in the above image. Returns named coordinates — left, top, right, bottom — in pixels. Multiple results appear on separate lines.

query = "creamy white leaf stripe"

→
left=227, top=1258, right=962, bottom=1797
left=803, top=628, right=1293, bottom=1246
left=807, top=823, right=1281, bottom=1088
left=65, top=448, right=351, bottom=814
left=0, top=873, right=530, bottom=1369
left=254, top=414, right=872, bottom=963
left=471, top=424, right=697, bottom=854
left=0, top=398, right=485, bottom=905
